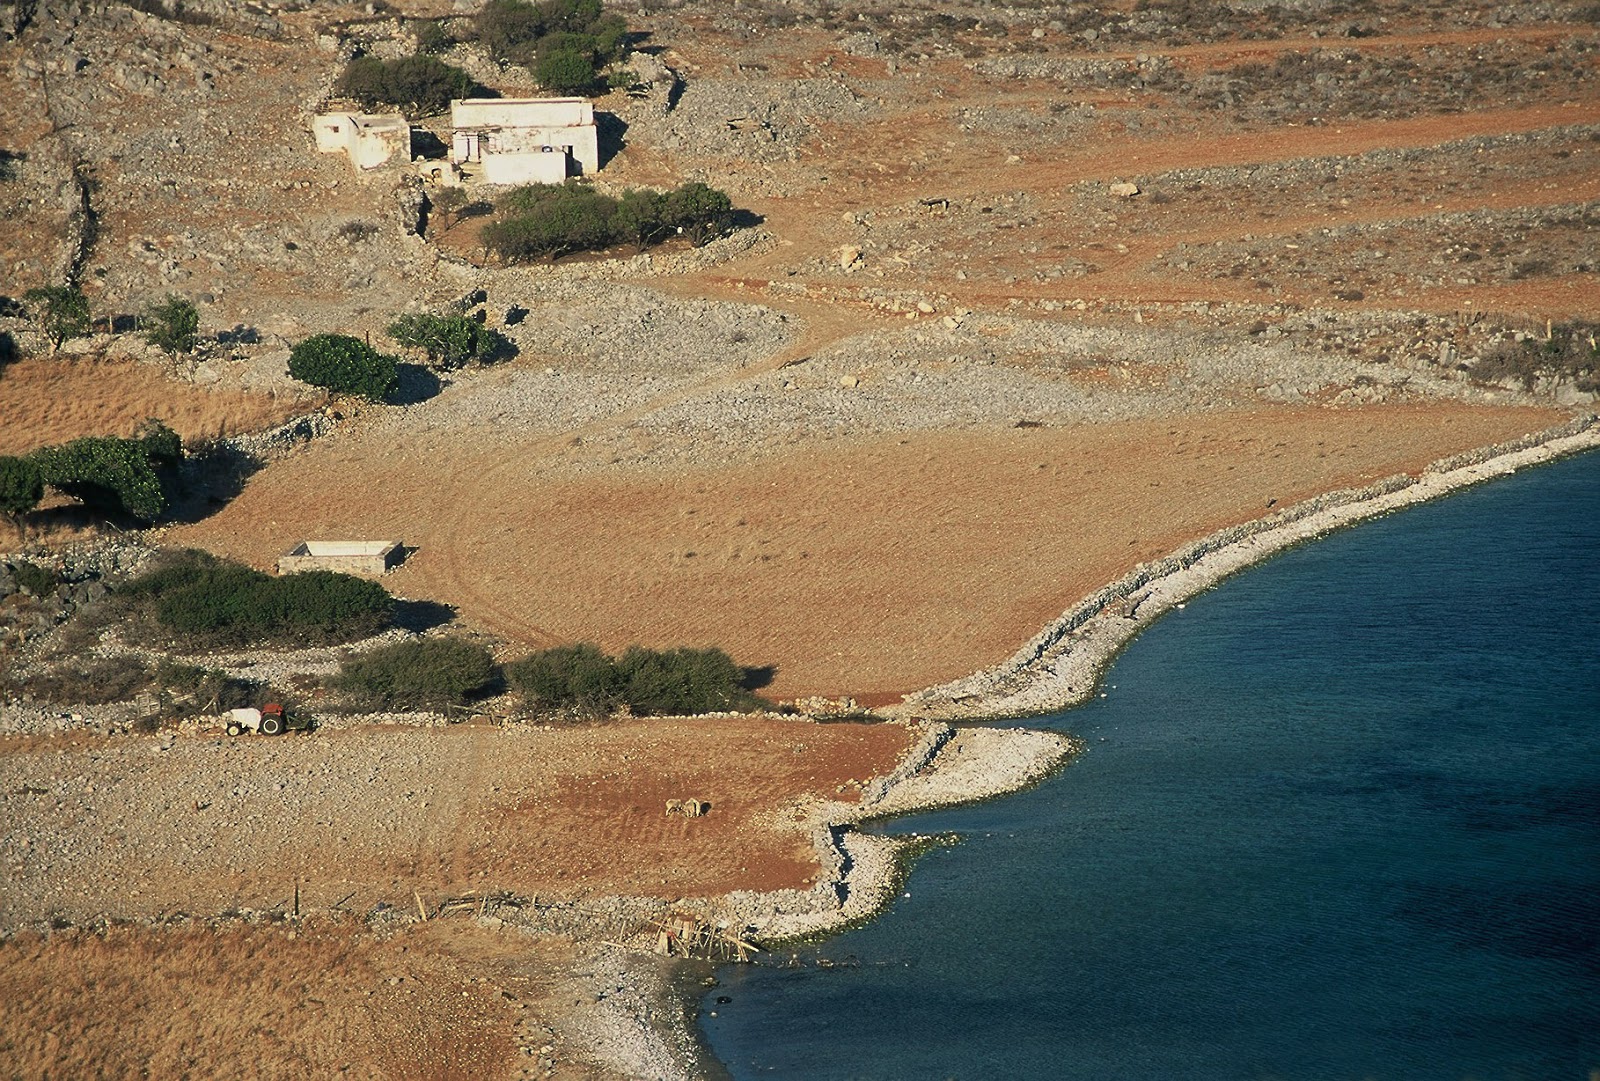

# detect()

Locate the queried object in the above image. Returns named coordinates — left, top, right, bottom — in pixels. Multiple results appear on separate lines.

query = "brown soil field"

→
left=0, top=719, right=913, bottom=926
left=171, top=401, right=1562, bottom=699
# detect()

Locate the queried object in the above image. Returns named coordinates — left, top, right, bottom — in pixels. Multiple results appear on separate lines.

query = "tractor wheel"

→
left=225, top=723, right=242, bottom=737
left=260, top=715, right=284, bottom=736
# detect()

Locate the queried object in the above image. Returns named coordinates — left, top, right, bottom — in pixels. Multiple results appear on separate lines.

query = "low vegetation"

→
left=0, top=653, right=274, bottom=714
left=387, top=312, right=511, bottom=369
left=483, top=180, right=734, bottom=263
left=505, top=642, right=761, bottom=716
left=333, top=635, right=499, bottom=710
left=474, top=0, right=627, bottom=93
left=1471, top=322, right=1600, bottom=392
left=139, top=295, right=199, bottom=357
left=23, top=285, right=91, bottom=352
left=7, top=559, right=57, bottom=598
left=5, top=654, right=154, bottom=706
left=25, top=418, right=183, bottom=522
left=287, top=333, right=399, bottom=401
left=120, top=549, right=395, bottom=648
left=334, top=54, right=479, bottom=115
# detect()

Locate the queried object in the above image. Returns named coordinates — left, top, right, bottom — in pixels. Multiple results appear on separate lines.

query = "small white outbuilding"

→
left=312, top=113, right=412, bottom=171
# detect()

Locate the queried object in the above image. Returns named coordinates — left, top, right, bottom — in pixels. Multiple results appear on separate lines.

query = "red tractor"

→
left=223, top=704, right=311, bottom=737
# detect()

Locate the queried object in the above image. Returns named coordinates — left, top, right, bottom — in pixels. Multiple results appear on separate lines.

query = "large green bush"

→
left=25, top=419, right=182, bottom=522
left=535, top=45, right=598, bottom=95
left=505, top=642, right=759, bottom=716
left=387, top=312, right=510, bottom=369
left=0, top=456, right=44, bottom=522
left=335, top=54, right=478, bottom=114
left=334, top=636, right=499, bottom=710
left=483, top=180, right=737, bottom=264
left=288, top=333, right=399, bottom=401
left=126, top=549, right=394, bottom=647
left=612, top=188, right=668, bottom=251
left=504, top=642, right=621, bottom=711
left=665, top=182, right=734, bottom=247
left=30, top=436, right=165, bottom=520
left=474, top=0, right=626, bottom=71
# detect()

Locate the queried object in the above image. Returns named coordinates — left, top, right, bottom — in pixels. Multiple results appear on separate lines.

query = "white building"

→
left=312, top=113, right=412, bottom=171
left=449, top=97, right=600, bottom=185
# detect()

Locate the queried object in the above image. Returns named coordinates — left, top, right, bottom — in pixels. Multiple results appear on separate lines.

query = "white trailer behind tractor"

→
left=224, top=704, right=310, bottom=736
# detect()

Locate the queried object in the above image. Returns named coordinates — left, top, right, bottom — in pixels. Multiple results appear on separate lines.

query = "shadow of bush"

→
left=392, top=363, right=443, bottom=405
left=392, top=597, right=456, bottom=633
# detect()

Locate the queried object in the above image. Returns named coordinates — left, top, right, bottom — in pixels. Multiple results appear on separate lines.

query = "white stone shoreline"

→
left=889, top=413, right=1600, bottom=722
left=623, top=413, right=1600, bottom=1081
left=580, top=719, right=1079, bottom=1081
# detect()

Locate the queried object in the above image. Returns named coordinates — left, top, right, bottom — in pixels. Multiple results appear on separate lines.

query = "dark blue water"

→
left=702, top=450, right=1600, bottom=1081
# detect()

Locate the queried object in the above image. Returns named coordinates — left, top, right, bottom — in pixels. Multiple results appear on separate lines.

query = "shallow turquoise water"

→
left=702, top=449, right=1600, bottom=1080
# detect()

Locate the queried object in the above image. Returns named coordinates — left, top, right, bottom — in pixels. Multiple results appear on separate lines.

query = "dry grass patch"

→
left=0, top=356, right=314, bottom=457
left=0, top=919, right=546, bottom=1081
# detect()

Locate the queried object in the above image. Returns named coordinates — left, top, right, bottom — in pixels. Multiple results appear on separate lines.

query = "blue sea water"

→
left=702, top=450, right=1600, bottom=1081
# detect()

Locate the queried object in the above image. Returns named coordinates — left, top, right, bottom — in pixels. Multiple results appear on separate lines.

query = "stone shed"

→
left=449, top=97, right=599, bottom=184
left=278, top=540, right=405, bottom=577
left=313, top=112, right=412, bottom=171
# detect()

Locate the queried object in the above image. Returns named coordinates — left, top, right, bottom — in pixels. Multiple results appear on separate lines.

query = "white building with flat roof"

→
left=449, top=97, right=600, bottom=185
left=312, top=112, right=411, bottom=171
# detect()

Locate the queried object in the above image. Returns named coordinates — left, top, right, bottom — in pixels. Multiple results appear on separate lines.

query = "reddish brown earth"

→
left=2, top=2, right=1597, bottom=1077
left=171, top=401, right=1563, bottom=699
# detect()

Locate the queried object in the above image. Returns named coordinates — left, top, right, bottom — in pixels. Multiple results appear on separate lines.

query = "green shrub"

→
left=253, top=570, right=394, bottom=642
left=413, top=18, right=452, bottom=54
left=484, top=182, right=619, bottom=261
left=23, top=284, right=91, bottom=351
left=0, top=456, right=44, bottom=521
left=140, top=294, right=199, bottom=356
left=613, top=188, right=668, bottom=251
left=334, top=636, right=498, bottom=710
left=535, top=45, right=598, bottom=94
left=484, top=180, right=736, bottom=264
left=136, top=417, right=183, bottom=468
left=506, top=642, right=759, bottom=716
left=386, top=312, right=509, bottom=369
left=335, top=54, right=478, bottom=114
left=30, top=435, right=168, bottom=520
left=664, top=181, right=734, bottom=247
left=9, top=559, right=57, bottom=597
left=474, top=0, right=625, bottom=68
left=504, top=642, right=620, bottom=711
left=474, top=0, right=546, bottom=63
left=616, top=645, right=748, bottom=715
left=126, top=549, right=395, bottom=647
left=288, top=333, right=399, bottom=401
